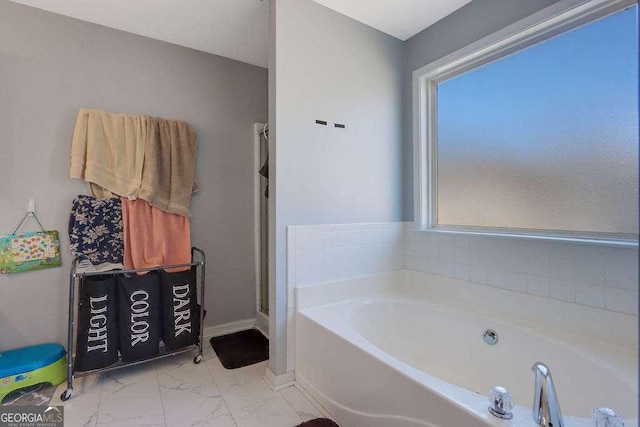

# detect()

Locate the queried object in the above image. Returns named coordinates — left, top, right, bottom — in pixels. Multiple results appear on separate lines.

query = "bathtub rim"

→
left=295, top=269, right=638, bottom=353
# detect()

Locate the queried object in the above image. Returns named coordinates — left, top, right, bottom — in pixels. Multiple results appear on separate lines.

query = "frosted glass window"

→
left=435, top=5, right=638, bottom=237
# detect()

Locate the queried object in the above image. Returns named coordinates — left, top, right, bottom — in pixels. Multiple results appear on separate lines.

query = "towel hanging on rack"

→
left=120, top=198, right=191, bottom=272
left=70, top=108, right=197, bottom=217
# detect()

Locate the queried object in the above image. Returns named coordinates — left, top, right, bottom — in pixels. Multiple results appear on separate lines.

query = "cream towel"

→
left=70, top=108, right=197, bottom=217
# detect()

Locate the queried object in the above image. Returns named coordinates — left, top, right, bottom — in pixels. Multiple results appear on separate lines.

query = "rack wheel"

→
left=61, top=389, right=72, bottom=401
left=193, top=355, right=202, bottom=364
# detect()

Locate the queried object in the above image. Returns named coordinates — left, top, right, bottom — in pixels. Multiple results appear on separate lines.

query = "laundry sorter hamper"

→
left=60, top=247, right=205, bottom=401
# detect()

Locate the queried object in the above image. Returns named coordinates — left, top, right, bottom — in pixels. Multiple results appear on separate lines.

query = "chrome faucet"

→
left=531, top=362, right=564, bottom=427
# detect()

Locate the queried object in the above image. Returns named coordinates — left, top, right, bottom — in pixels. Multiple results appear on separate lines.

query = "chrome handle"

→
left=488, top=386, right=514, bottom=420
left=592, top=408, right=624, bottom=427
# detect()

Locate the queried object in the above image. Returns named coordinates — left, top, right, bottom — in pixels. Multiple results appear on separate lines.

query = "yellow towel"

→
left=70, top=108, right=197, bottom=217
left=121, top=198, right=191, bottom=272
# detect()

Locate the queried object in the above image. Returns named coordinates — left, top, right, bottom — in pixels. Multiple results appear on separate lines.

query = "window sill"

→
left=415, top=226, right=638, bottom=249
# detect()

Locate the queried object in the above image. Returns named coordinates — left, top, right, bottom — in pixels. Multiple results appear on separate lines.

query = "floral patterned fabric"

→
left=69, top=195, right=123, bottom=264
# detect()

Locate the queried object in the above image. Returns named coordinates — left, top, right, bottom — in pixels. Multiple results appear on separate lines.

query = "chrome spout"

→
left=532, top=362, right=564, bottom=427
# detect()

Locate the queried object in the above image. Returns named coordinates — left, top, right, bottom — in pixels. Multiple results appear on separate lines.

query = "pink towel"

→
left=121, top=198, right=191, bottom=272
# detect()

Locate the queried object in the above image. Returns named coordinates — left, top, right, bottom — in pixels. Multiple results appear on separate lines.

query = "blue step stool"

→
left=0, top=343, right=67, bottom=403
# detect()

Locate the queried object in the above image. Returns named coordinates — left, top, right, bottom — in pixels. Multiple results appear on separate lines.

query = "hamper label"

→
left=87, top=295, right=109, bottom=353
left=173, top=284, right=192, bottom=337
left=130, top=290, right=150, bottom=347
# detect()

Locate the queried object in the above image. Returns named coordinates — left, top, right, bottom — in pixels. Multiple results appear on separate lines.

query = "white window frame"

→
left=413, top=0, right=638, bottom=247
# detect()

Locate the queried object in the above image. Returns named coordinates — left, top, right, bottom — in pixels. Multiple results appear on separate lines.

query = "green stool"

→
left=0, top=343, right=67, bottom=403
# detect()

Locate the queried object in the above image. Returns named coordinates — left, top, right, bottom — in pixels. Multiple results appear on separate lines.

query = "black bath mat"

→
left=209, top=329, right=268, bottom=369
left=296, top=419, right=339, bottom=427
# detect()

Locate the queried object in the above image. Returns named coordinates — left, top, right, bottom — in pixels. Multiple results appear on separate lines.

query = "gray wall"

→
left=0, top=0, right=268, bottom=351
left=269, top=0, right=404, bottom=374
left=402, top=0, right=560, bottom=219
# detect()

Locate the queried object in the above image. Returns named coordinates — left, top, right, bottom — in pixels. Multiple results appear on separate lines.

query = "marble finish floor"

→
left=50, top=346, right=327, bottom=426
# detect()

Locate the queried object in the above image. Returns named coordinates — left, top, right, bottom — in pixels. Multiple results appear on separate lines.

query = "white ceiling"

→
left=9, top=0, right=474, bottom=67
left=9, top=0, right=270, bottom=67
left=311, top=0, right=474, bottom=41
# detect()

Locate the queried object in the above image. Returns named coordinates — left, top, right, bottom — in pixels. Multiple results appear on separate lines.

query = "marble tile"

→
left=207, top=359, right=278, bottom=411
left=229, top=395, right=302, bottom=427
left=48, top=346, right=326, bottom=427
left=280, top=386, right=323, bottom=422
left=161, top=389, right=229, bottom=427
left=99, top=364, right=161, bottom=401
left=97, top=394, right=165, bottom=426
left=52, top=374, right=102, bottom=427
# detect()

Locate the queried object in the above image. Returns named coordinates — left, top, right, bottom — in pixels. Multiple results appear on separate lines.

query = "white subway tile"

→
left=549, top=279, right=576, bottom=303
left=351, top=246, right=366, bottom=263
left=295, top=254, right=310, bottom=285
left=526, top=242, right=550, bottom=276
left=605, top=263, right=638, bottom=291
left=309, top=248, right=323, bottom=266
left=575, top=258, right=605, bottom=286
left=296, top=233, right=310, bottom=252
left=439, top=245, right=455, bottom=262
left=361, top=230, right=377, bottom=245
left=287, top=258, right=295, bottom=285
left=324, top=248, right=338, bottom=265
left=427, top=258, right=440, bottom=275
left=454, top=246, right=469, bottom=265
left=503, top=272, right=527, bottom=293
left=383, top=228, right=403, bottom=242
left=310, top=233, right=325, bottom=249
left=426, top=242, right=438, bottom=259
left=337, top=263, right=353, bottom=280
left=337, top=247, right=351, bottom=264
left=324, top=232, right=338, bottom=248
left=453, top=263, right=470, bottom=281
left=337, top=231, right=350, bottom=247
left=546, top=245, right=576, bottom=282
left=468, top=266, right=488, bottom=284
left=348, top=231, right=362, bottom=246
left=322, top=264, right=339, bottom=282
left=440, top=261, right=455, bottom=277
left=416, top=232, right=430, bottom=245
left=432, top=233, right=453, bottom=248
left=526, top=276, right=550, bottom=297
left=406, top=256, right=420, bottom=271
left=406, top=242, right=418, bottom=257
left=607, top=247, right=638, bottom=268
left=486, top=269, right=506, bottom=288
left=604, top=287, right=638, bottom=315
left=575, top=284, right=605, bottom=309
left=452, top=235, right=469, bottom=248
left=287, top=231, right=296, bottom=254
left=308, top=263, right=323, bottom=284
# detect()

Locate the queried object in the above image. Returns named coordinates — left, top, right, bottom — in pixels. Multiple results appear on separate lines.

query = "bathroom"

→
left=0, top=0, right=637, bottom=426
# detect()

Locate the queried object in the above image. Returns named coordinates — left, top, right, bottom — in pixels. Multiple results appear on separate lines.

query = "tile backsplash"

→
left=286, top=223, right=638, bottom=315
left=286, top=223, right=407, bottom=307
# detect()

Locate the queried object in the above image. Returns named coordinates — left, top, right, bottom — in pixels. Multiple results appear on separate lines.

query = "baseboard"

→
left=293, top=380, right=334, bottom=420
left=204, top=318, right=256, bottom=339
left=263, top=367, right=295, bottom=392
left=255, top=311, right=269, bottom=339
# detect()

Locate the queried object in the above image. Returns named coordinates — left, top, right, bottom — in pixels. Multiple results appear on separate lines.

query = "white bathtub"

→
left=295, top=270, right=638, bottom=427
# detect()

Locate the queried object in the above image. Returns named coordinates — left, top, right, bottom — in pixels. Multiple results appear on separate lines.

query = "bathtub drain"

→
left=483, top=329, right=498, bottom=345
